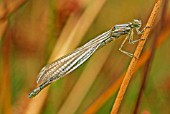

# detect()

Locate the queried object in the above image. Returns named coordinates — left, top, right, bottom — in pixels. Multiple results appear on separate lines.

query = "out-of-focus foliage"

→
left=0, top=0, right=170, bottom=114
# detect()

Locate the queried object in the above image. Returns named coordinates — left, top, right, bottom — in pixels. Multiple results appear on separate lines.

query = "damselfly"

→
left=29, top=19, right=145, bottom=98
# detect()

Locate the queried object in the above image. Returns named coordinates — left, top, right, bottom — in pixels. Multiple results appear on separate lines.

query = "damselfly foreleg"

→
left=128, top=29, right=141, bottom=44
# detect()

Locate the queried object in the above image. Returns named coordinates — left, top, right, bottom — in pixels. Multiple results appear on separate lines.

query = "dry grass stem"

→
left=0, top=1, right=27, bottom=113
left=111, top=0, right=162, bottom=114
left=1, top=30, right=12, bottom=114
left=133, top=1, right=167, bottom=113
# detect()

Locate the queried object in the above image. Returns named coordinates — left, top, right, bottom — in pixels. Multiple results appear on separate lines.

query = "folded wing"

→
left=36, top=30, right=111, bottom=85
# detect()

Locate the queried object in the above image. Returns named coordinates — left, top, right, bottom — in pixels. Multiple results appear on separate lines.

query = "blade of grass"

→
left=0, top=1, right=28, bottom=113
left=0, top=19, right=8, bottom=39
left=0, top=29, right=12, bottom=114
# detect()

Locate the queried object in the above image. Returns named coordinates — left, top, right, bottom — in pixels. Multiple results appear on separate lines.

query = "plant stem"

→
left=111, top=0, right=163, bottom=114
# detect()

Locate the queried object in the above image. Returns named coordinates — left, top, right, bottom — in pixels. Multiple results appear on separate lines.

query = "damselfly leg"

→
left=118, top=25, right=146, bottom=57
left=119, top=31, right=133, bottom=57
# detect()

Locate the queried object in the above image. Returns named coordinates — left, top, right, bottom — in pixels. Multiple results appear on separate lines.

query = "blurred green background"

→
left=0, top=0, right=170, bottom=114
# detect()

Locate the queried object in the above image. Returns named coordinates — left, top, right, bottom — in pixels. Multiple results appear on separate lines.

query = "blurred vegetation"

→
left=0, top=0, right=170, bottom=114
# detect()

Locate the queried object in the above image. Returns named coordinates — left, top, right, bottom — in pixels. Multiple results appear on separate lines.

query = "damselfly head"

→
left=132, top=19, right=142, bottom=28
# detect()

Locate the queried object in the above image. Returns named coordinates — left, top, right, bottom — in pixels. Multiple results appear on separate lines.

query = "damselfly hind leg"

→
left=119, top=32, right=133, bottom=57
